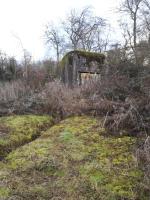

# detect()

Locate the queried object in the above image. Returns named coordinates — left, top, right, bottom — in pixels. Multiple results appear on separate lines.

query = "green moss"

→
left=0, top=115, right=53, bottom=159
left=0, top=187, right=10, bottom=199
left=59, top=130, right=75, bottom=142
left=74, top=50, right=105, bottom=63
left=0, top=116, right=146, bottom=200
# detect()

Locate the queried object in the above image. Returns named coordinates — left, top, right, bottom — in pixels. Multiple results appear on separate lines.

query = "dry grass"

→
left=0, top=80, right=33, bottom=102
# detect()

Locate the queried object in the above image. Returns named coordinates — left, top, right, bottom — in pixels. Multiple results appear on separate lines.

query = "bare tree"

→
left=142, top=0, right=150, bottom=39
left=144, top=0, right=150, bottom=10
left=12, top=34, right=31, bottom=79
left=62, top=7, right=106, bottom=51
left=0, top=51, right=17, bottom=81
left=92, top=26, right=111, bottom=52
left=119, top=0, right=144, bottom=64
left=45, top=23, right=65, bottom=63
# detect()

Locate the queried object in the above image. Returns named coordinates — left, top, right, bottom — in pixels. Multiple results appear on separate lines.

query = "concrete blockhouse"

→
left=60, top=50, right=105, bottom=86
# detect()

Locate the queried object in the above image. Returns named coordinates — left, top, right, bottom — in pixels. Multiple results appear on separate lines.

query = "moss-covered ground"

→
left=0, top=115, right=53, bottom=159
left=0, top=116, right=146, bottom=200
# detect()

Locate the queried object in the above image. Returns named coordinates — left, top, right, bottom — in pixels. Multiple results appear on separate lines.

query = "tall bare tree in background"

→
left=13, top=34, right=31, bottom=79
left=142, top=0, right=150, bottom=38
left=62, top=7, right=107, bottom=51
left=119, top=0, right=150, bottom=65
left=45, top=24, right=65, bottom=63
left=119, top=0, right=143, bottom=64
left=0, top=51, right=17, bottom=81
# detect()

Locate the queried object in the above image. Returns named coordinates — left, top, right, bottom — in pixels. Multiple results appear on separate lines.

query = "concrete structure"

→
left=61, top=50, right=105, bottom=86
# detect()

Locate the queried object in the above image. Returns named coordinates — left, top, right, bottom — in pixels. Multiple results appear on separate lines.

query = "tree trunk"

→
left=56, top=45, right=59, bottom=65
left=133, top=13, right=138, bottom=65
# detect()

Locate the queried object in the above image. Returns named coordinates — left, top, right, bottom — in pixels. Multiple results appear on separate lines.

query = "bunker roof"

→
left=61, top=50, right=105, bottom=66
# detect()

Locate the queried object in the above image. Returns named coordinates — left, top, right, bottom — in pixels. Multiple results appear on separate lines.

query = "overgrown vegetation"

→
left=0, top=116, right=147, bottom=200
left=2, top=62, right=150, bottom=199
left=0, top=115, right=53, bottom=159
left=0, top=2, right=150, bottom=199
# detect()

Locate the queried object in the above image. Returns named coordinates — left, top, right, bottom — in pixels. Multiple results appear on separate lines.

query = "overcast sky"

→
left=0, top=0, right=122, bottom=61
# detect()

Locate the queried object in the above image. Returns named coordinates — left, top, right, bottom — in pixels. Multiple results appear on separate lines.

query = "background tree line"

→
left=45, top=0, right=150, bottom=67
left=0, top=0, right=150, bottom=83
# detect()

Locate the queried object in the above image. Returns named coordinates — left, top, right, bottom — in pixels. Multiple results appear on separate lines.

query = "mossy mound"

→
left=0, top=116, right=146, bottom=200
left=0, top=115, right=53, bottom=159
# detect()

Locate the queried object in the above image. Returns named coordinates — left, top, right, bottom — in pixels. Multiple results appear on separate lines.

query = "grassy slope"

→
left=0, top=116, right=146, bottom=200
left=0, top=115, right=53, bottom=159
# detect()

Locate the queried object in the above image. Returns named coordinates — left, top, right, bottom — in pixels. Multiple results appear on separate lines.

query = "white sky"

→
left=0, top=0, right=122, bottom=61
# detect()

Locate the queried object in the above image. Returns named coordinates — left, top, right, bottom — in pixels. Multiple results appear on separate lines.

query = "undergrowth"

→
left=0, top=116, right=147, bottom=200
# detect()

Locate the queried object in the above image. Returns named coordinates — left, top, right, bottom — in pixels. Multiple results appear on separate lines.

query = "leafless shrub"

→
left=104, top=98, right=148, bottom=135
left=26, top=67, right=53, bottom=90
left=37, top=81, right=82, bottom=118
